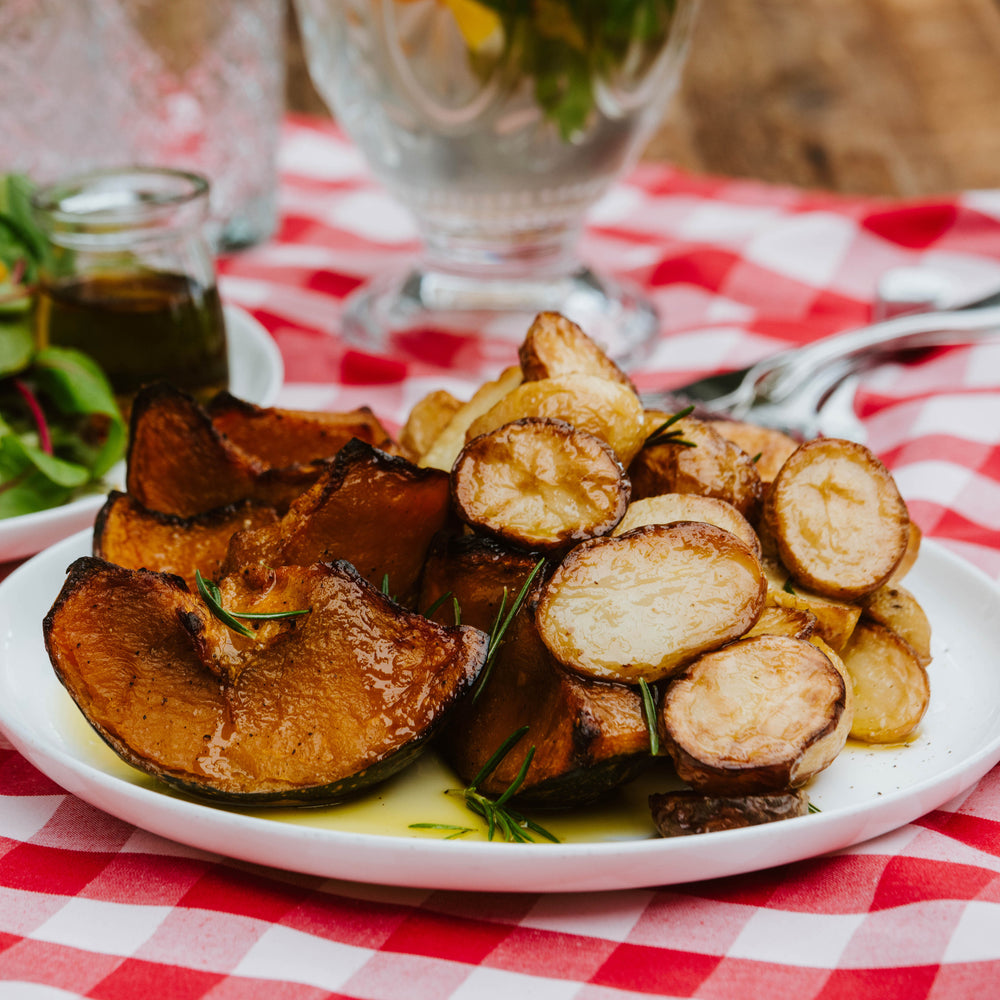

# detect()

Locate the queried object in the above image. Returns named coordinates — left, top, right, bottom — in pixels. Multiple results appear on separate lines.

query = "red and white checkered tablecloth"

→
left=2, top=115, right=999, bottom=998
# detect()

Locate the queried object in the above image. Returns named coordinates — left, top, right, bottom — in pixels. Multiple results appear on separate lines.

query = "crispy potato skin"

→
left=650, top=788, right=810, bottom=836
left=451, top=417, right=630, bottom=554
left=763, top=438, right=910, bottom=600
left=629, top=414, right=763, bottom=519
left=660, top=634, right=848, bottom=794
left=44, top=557, right=488, bottom=804
left=94, top=491, right=278, bottom=590
left=536, top=522, right=767, bottom=684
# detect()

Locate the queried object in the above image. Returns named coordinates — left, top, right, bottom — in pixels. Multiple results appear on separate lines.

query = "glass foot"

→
left=340, top=265, right=659, bottom=369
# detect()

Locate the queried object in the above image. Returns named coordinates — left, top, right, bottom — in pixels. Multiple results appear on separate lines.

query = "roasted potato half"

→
left=763, top=437, right=910, bottom=600
left=451, top=417, right=630, bottom=554
left=518, top=311, right=635, bottom=390
left=841, top=620, right=930, bottom=743
left=711, top=419, right=799, bottom=485
left=613, top=493, right=760, bottom=559
left=629, top=413, right=762, bottom=519
left=650, top=788, right=810, bottom=836
left=660, top=634, right=849, bottom=794
left=419, top=365, right=523, bottom=472
left=859, top=584, right=932, bottom=667
left=399, top=388, right=464, bottom=461
left=464, top=372, right=646, bottom=467
left=535, top=522, right=767, bottom=684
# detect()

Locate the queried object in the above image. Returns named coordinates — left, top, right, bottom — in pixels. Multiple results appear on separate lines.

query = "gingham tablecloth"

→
left=2, top=116, right=999, bottom=998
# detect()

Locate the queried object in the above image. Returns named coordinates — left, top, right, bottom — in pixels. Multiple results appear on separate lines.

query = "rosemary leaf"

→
left=638, top=678, right=660, bottom=756
left=194, top=569, right=311, bottom=638
left=471, top=559, right=545, bottom=703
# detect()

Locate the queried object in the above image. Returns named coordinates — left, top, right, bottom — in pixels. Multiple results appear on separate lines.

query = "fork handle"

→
left=754, top=302, right=1000, bottom=403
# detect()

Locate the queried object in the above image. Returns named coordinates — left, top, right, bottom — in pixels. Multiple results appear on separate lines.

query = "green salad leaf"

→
left=0, top=173, right=127, bottom=521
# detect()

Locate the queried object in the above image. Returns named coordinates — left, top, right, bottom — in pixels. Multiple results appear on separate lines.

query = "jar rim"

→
left=31, top=166, right=211, bottom=238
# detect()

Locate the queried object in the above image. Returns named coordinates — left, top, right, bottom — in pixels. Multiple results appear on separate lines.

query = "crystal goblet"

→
left=294, top=0, right=699, bottom=363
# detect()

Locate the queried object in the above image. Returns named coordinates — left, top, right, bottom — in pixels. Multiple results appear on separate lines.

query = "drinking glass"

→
left=293, top=0, right=699, bottom=362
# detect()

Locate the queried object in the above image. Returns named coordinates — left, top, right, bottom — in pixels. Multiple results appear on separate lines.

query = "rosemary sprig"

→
left=471, top=558, right=545, bottom=703
left=643, top=404, right=697, bottom=449
left=808, top=801, right=821, bottom=814
left=409, top=822, right=475, bottom=840
left=195, top=570, right=311, bottom=640
left=444, top=726, right=559, bottom=843
left=638, top=678, right=660, bottom=756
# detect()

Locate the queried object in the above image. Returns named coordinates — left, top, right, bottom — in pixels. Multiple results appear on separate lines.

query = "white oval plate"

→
left=2, top=533, right=1000, bottom=893
left=0, top=306, right=283, bottom=563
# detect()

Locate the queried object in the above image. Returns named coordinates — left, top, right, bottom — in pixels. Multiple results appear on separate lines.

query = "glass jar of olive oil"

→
left=31, top=167, right=229, bottom=414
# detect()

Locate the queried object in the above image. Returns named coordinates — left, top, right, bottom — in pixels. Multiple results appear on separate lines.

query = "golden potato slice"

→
left=743, top=605, right=817, bottom=641
left=399, top=388, right=463, bottom=460
left=842, top=620, right=930, bottom=742
left=629, top=413, right=762, bottom=519
left=613, top=493, right=760, bottom=559
left=859, top=584, right=932, bottom=667
left=711, top=419, right=800, bottom=485
left=763, top=438, right=910, bottom=600
left=660, top=634, right=849, bottom=794
left=887, top=521, right=922, bottom=584
left=535, top=522, right=766, bottom=683
left=464, top=373, right=646, bottom=467
left=650, top=789, right=810, bottom=836
left=518, top=311, right=635, bottom=390
left=419, top=365, right=523, bottom=471
left=451, top=417, right=629, bottom=554
left=767, top=584, right=862, bottom=652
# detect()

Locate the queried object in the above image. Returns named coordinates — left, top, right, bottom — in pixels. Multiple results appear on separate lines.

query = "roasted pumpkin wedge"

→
left=126, top=383, right=326, bottom=516
left=94, top=490, right=279, bottom=590
left=43, top=557, right=488, bottom=804
left=223, top=439, right=452, bottom=608
left=659, top=634, right=849, bottom=794
left=206, top=391, right=396, bottom=465
left=420, top=532, right=650, bottom=805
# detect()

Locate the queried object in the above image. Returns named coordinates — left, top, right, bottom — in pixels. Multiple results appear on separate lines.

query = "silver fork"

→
left=639, top=289, right=1000, bottom=440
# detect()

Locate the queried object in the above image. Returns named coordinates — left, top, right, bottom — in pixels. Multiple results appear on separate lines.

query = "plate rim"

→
left=3, top=533, right=1000, bottom=893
